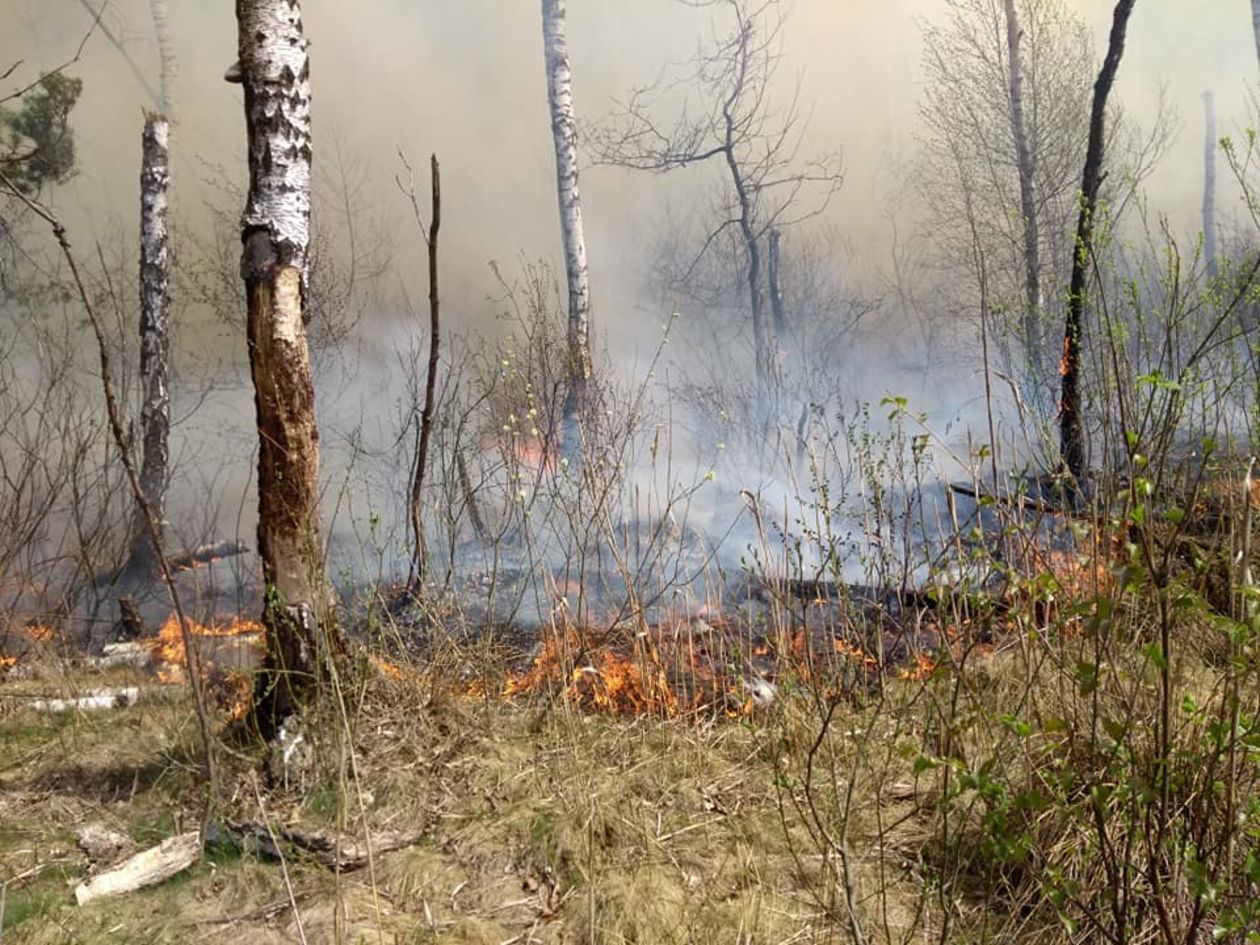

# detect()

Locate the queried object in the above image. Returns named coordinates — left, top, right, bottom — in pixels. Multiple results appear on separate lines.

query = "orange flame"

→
left=146, top=614, right=264, bottom=684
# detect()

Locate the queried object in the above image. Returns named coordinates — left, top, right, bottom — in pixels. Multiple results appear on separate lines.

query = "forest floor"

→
left=0, top=647, right=938, bottom=945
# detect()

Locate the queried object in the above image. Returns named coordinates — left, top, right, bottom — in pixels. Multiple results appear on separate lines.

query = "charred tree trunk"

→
left=1058, top=0, right=1136, bottom=485
left=1202, top=90, right=1218, bottom=280
left=1004, top=0, right=1043, bottom=383
left=542, top=0, right=593, bottom=465
left=410, top=155, right=440, bottom=588
left=235, top=0, right=336, bottom=733
left=127, top=114, right=171, bottom=576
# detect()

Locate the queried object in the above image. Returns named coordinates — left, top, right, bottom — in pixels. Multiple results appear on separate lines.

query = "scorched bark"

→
left=1058, top=0, right=1136, bottom=485
left=235, top=0, right=335, bottom=731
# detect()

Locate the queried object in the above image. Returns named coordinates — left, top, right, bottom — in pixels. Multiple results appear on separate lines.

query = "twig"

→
left=0, top=170, right=218, bottom=835
left=405, top=154, right=441, bottom=588
left=250, top=774, right=308, bottom=945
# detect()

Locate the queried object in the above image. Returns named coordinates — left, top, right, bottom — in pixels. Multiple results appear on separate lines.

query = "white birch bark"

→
left=542, top=0, right=592, bottom=455
left=239, top=0, right=312, bottom=279
left=236, top=0, right=330, bottom=731
left=131, top=114, right=171, bottom=571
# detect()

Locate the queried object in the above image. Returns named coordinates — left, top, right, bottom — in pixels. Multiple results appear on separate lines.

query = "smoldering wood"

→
left=167, top=538, right=249, bottom=572
left=73, top=831, right=199, bottom=904
left=1058, top=0, right=1137, bottom=486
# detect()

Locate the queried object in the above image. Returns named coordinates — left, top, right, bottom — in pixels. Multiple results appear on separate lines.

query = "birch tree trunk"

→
left=1202, top=90, right=1218, bottom=279
left=1252, top=0, right=1260, bottom=73
left=1004, top=0, right=1044, bottom=383
left=542, top=0, right=592, bottom=463
left=1059, top=0, right=1136, bottom=485
left=235, top=0, right=335, bottom=732
left=129, top=113, right=171, bottom=573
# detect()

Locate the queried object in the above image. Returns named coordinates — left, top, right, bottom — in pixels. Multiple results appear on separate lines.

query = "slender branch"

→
left=0, top=169, right=217, bottom=834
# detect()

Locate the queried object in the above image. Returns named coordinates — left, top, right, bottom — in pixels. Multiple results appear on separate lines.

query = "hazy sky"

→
left=3, top=0, right=1256, bottom=565
left=4, top=1, right=1253, bottom=338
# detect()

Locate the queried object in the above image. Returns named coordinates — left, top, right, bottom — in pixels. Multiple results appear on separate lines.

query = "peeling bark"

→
left=130, top=114, right=171, bottom=574
left=1059, top=0, right=1137, bottom=484
left=235, top=0, right=334, bottom=733
left=1004, top=0, right=1043, bottom=381
left=542, top=0, right=593, bottom=462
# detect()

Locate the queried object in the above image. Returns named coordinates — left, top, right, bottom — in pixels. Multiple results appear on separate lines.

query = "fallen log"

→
left=27, top=687, right=140, bottom=713
left=74, top=832, right=200, bottom=905
left=168, top=539, right=248, bottom=572
left=281, top=825, right=425, bottom=870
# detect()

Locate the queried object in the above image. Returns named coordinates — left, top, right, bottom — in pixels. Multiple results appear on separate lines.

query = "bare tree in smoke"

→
left=917, top=0, right=1095, bottom=398
left=233, top=0, right=338, bottom=733
left=592, top=0, right=842, bottom=416
left=1058, top=0, right=1137, bottom=485
left=542, top=0, right=593, bottom=466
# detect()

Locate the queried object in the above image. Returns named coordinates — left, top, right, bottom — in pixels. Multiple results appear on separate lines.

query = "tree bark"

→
left=542, top=0, right=592, bottom=464
left=1202, top=90, right=1218, bottom=280
left=1058, top=0, right=1136, bottom=485
left=767, top=227, right=787, bottom=344
left=410, top=155, right=440, bottom=588
left=129, top=114, right=171, bottom=575
left=235, top=0, right=335, bottom=733
left=1004, top=0, right=1043, bottom=382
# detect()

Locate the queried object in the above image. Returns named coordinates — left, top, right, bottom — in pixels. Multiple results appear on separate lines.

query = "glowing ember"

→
left=369, top=654, right=405, bottom=681
left=898, top=652, right=937, bottom=681
left=0, top=655, right=15, bottom=673
left=23, top=624, right=55, bottom=642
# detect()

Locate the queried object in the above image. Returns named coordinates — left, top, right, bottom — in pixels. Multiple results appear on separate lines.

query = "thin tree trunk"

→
left=1202, top=90, right=1218, bottom=279
left=1252, top=0, right=1260, bottom=73
left=148, top=0, right=177, bottom=117
left=129, top=113, right=171, bottom=574
left=542, top=0, right=592, bottom=464
left=410, top=155, right=440, bottom=588
left=722, top=22, right=771, bottom=403
left=1058, top=0, right=1136, bottom=485
left=1004, top=0, right=1043, bottom=382
left=768, top=227, right=787, bottom=343
left=235, top=0, right=335, bottom=733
